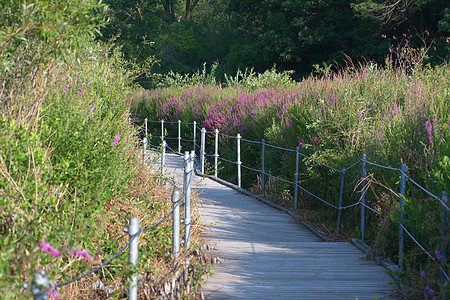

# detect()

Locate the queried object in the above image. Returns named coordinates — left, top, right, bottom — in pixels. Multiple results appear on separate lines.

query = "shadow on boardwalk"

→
left=155, top=152, right=397, bottom=300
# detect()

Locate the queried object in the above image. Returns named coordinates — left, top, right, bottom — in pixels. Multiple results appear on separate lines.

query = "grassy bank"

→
left=0, top=2, right=207, bottom=298
left=134, top=63, right=449, bottom=297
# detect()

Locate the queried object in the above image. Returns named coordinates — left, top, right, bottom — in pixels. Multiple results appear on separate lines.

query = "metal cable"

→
left=218, top=156, right=237, bottom=165
left=399, top=170, right=449, bottom=211
left=241, top=138, right=261, bottom=145
left=180, top=121, right=194, bottom=125
left=265, top=142, right=296, bottom=153
left=293, top=182, right=339, bottom=209
left=217, top=132, right=237, bottom=139
left=344, top=159, right=361, bottom=171
left=362, top=159, right=399, bottom=171
left=241, top=164, right=263, bottom=173
left=360, top=202, right=381, bottom=215
left=400, top=224, right=450, bottom=282
left=340, top=202, right=361, bottom=210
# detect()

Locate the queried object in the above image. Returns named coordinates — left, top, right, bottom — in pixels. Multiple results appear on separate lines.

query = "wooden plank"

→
left=157, top=153, right=398, bottom=299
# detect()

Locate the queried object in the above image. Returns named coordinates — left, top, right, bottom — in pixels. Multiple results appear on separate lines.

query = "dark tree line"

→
left=100, top=0, right=449, bottom=82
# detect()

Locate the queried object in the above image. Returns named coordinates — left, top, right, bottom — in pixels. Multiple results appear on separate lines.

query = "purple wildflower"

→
left=298, top=138, right=305, bottom=148
left=111, top=135, right=121, bottom=147
left=359, top=111, right=363, bottom=118
left=38, top=241, right=61, bottom=257
left=313, top=134, right=318, bottom=144
left=89, top=104, right=95, bottom=112
left=425, top=121, right=433, bottom=144
left=393, top=104, right=399, bottom=115
left=69, top=248, right=93, bottom=262
left=435, top=250, right=443, bottom=260
left=48, top=289, right=62, bottom=300
left=420, top=270, right=426, bottom=277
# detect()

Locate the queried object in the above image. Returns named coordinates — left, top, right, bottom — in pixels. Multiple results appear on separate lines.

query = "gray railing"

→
left=139, top=118, right=449, bottom=294
left=32, top=149, right=196, bottom=299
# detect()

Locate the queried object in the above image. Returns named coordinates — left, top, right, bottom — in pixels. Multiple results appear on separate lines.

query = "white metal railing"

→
left=137, top=118, right=449, bottom=292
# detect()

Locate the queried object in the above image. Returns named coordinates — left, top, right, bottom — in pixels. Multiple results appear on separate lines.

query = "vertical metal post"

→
left=32, top=270, right=49, bottom=300
left=237, top=133, right=242, bottom=188
left=336, top=168, right=347, bottom=234
left=184, top=152, right=192, bottom=248
left=440, top=191, right=448, bottom=297
left=261, top=139, right=266, bottom=196
left=161, top=120, right=165, bottom=141
left=144, top=118, right=148, bottom=138
left=161, top=141, right=166, bottom=175
left=143, top=137, right=147, bottom=165
left=193, top=121, right=197, bottom=155
left=361, top=153, right=367, bottom=243
left=399, top=163, right=407, bottom=273
left=178, top=120, right=181, bottom=153
left=183, top=151, right=189, bottom=204
left=127, top=218, right=139, bottom=300
left=294, top=146, right=300, bottom=209
left=200, top=128, right=206, bottom=174
left=214, top=129, right=219, bottom=177
left=172, top=191, right=180, bottom=257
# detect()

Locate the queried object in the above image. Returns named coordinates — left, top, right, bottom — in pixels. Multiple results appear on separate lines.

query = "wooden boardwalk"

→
left=158, top=152, right=397, bottom=300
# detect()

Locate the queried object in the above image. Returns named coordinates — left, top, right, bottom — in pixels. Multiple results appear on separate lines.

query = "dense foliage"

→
left=0, top=1, right=205, bottom=298
left=133, top=63, right=449, bottom=297
left=101, top=0, right=449, bottom=82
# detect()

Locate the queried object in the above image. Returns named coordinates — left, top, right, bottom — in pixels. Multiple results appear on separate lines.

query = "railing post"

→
left=361, top=153, right=367, bottom=243
left=237, top=133, right=242, bottom=188
left=214, top=129, right=219, bottom=177
left=183, top=152, right=189, bottom=204
left=193, top=121, right=197, bottom=155
left=143, top=137, right=147, bottom=165
left=294, top=146, right=300, bottom=209
left=336, top=168, right=347, bottom=234
left=399, top=163, right=407, bottom=273
left=161, top=120, right=165, bottom=141
left=178, top=120, right=181, bottom=153
left=32, top=270, right=49, bottom=300
left=261, top=139, right=266, bottom=196
left=125, top=217, right=139, bottom=300
left=172, top=190, right=180, bottom=258
left=187, top=150, right=195, bottom=248
left=200, top=128, right=206, bottom=174
left=161, top=141, right=166, bottom=175
left=144, top=118, right=148, bottom=138
left=440, top=191, right=448, bottom=297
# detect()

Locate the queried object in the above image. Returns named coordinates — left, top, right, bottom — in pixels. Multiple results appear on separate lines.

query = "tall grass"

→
left=134, top=62, right=450, bottom=297
left=0, top=2, right=208, bottom=298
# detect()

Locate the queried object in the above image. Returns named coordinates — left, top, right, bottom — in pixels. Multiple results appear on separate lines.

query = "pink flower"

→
left=298, top=138, right=305, bottom=148
left=38, top=241, right=61, bottom=257
left=435, top=250, right=443, bottom=260
left=89, top=104, right=95, bottom=112
left=393, top=104, right=399, bottom=115
left=69, top=247, right=93, bottom=262
left=48, top=289, right=62, bottom=300
left=111, top=135, right=120, bottom=147
left=359, top=111, right=363, bottom=118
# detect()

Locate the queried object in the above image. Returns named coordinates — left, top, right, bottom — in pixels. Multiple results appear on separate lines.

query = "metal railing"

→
left=138, top=118, right=449, bottom=294
left=32, top=148, right=196, bottom=300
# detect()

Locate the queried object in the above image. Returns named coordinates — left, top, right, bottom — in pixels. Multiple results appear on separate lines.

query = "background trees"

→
left=101, top=0, right=449, bottom=82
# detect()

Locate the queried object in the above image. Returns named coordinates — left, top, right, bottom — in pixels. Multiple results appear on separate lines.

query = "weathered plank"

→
left=155, top=152, right=397, bottom=300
